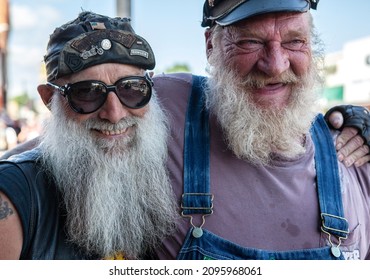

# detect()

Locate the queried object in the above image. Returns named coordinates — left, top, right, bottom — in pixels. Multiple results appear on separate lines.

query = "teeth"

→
left=99, top=128, right=128, bottom=136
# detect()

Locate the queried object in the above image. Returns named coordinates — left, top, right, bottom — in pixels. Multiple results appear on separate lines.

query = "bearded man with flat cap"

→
left=0, top=11, right=177, bottom=260
left=149, top=0, right=370, bottom=260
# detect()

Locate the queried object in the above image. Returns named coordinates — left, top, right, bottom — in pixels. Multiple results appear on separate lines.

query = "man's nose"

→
left=257, top=42, right=290, bottom=77
left=97, top=91, right=130, bottom=123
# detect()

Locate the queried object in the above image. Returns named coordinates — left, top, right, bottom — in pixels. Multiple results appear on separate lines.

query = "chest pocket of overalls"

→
left=177, top=75, right=348, bottom=260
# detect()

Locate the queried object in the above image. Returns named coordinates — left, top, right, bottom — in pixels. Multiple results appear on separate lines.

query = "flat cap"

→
left=45, top=11, right=155, bottom=81
left=202, top=0, right=319, bottom=27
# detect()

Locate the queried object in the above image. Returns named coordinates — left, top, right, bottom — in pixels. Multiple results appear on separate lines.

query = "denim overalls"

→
left=177, top=75, right=349, bottom=260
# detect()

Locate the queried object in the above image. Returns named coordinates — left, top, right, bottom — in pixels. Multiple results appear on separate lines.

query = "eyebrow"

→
left=231, top=25, right=309, bottom=40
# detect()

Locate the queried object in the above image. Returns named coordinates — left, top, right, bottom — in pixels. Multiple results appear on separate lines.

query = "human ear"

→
left=205, top=28, right=213, bottom=60
left=37, top=84, right=54, bottom=110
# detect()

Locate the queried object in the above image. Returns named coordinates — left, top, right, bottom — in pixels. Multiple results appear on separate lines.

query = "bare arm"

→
left=0, top=192, right=23, bottom=259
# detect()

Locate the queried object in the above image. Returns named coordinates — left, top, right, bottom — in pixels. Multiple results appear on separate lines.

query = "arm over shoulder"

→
left=0, top=137, right=40, bottom=160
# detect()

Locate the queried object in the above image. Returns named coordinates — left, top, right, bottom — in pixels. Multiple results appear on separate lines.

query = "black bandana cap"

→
left=44, top=11, right=155, bottom=81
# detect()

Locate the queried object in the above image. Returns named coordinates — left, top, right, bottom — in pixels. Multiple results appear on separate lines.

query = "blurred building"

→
left=323, top=36, right=370, bottom=109
left=0, top=0, right=10, bottom=110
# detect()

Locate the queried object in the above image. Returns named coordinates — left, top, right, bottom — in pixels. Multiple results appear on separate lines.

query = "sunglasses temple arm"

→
left=47, top=82, right=66, bottom=96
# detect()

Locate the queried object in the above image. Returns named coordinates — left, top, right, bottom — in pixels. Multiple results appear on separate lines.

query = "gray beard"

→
left=206, top=54, right=322, bottom=166
left=39, top=93, right=178, bottom=259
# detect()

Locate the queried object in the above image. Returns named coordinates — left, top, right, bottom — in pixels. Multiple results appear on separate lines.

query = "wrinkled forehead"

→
left=55, top=63, right=145, bottom=85
left=226, top=12, right=312, bottom=36
left=239, top=11, right=309, bottom=26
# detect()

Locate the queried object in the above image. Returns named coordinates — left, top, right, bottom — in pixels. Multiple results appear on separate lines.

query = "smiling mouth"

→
left=258, top=82, right=288, bottom=91
left=94, top=127, right=129, bottom=136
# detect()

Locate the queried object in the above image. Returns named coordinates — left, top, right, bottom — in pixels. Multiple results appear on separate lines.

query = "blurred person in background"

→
left=0, top=111, right=18, bottom=153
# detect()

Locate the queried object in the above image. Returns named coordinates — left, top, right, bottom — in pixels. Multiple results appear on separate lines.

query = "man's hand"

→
left=326, top=109, right=370, bottom=167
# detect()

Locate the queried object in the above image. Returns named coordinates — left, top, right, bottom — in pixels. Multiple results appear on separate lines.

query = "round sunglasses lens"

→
left=68, top=82, right=107, bottom=113
left=116, top=79, right=151, bottom=108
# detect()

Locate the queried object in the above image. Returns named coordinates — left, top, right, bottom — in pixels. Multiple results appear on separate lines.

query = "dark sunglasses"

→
left=47, top=73, right=153, bottom=114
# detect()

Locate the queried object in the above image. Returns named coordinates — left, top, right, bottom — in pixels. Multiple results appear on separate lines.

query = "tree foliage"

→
left=165, top=63, right=191, bottom=73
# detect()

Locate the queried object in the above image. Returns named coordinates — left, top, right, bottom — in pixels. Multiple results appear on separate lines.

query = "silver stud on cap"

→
left=101, top=39, right=112, bottom=50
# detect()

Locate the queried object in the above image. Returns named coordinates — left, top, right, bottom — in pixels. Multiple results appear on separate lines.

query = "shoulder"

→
left=0, top=147, right=41, bottom=169
left=152, top=73, right=209, bottom=106
left=0, top=137, right=40, bottom=160
left=153, top=73, right=209, bottom=94
left=153, top=72, right=194, bottom=88
left=0, top=146, right=42, bottom=189
left=0, top=147, right=44, bottom=210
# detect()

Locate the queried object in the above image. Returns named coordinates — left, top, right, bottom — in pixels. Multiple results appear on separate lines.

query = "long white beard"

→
left=206, top=51, right=322, bottom=165
left=39, top=93, right=177, bottom=259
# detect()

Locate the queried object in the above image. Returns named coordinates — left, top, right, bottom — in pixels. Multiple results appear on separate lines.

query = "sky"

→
left=6, top=0, right=370, bottom=99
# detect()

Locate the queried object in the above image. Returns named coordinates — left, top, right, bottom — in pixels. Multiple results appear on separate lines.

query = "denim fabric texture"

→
left=182, top=75, right=212, bottom=215
left=177, top=228, right=343, bottom=260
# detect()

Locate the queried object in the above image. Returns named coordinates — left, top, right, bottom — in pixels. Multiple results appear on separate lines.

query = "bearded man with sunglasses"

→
left=0, top=12, right=177, bottom=259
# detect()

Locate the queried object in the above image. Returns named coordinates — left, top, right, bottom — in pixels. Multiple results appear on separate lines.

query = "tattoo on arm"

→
left=0, top=194, right=14, bottom=220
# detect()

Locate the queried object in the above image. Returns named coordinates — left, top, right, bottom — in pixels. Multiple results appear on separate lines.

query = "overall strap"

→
left=310, top=114, right=349, bottom=242
left=181, top=75, right=213, bottom=216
